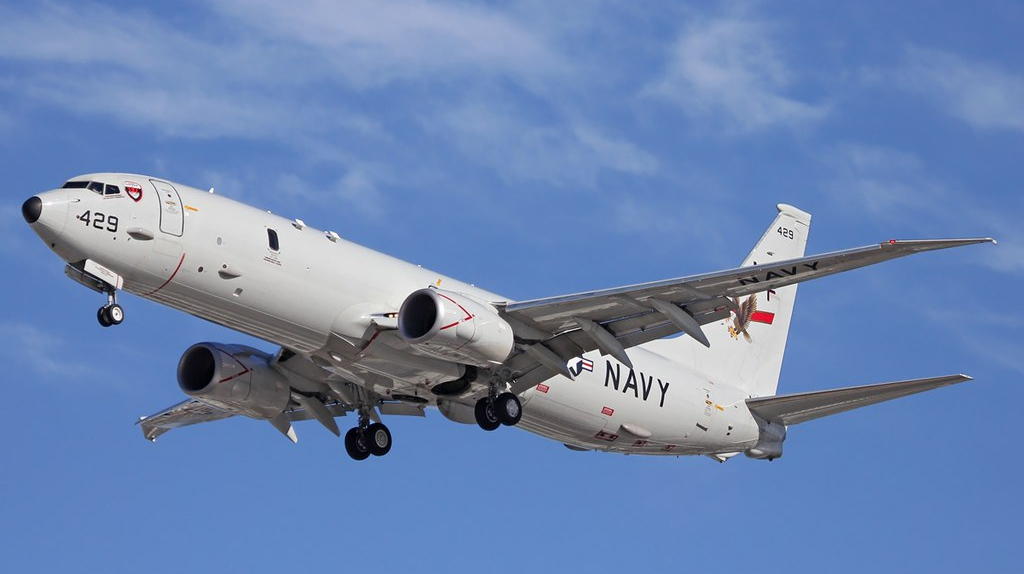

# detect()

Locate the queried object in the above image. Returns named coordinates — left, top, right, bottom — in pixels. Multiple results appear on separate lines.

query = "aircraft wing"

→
left=138, top=397, right=357, bottom=442
left=138, top=399, right=236, bottom=442
left=501, top=239, right=993, bottom=390
left=745, top=374, right=971, bottom=426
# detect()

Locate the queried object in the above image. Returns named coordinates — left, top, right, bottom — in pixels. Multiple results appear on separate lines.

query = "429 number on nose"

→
left=76, top=211, right=119, bottom=233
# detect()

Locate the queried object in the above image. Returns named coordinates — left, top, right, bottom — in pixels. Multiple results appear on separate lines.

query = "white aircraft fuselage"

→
left=23, top=173, right=987, bottom=461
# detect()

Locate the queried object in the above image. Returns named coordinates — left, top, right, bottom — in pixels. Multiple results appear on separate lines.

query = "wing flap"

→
left=137, top=399, right=235, bottom=442
left=500, top=237, right=991, bottom=387
left=745, top=374, right=972, bottom=426
left=506, top=239, right=993, bottom=335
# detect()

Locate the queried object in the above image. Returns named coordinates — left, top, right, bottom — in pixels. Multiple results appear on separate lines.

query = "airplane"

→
left=21, top=173, right=994, bottom=462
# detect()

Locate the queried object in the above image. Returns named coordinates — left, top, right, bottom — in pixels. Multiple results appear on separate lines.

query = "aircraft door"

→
left=150, top=179, right=184, bottom=237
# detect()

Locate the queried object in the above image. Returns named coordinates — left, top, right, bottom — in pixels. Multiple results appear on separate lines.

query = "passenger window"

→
left=62, top=180, right=90, bottom=189
left=88, top=181, right=104, bottom=194
left=267, top=228, right=280, bottom=252
left=104, top=184, right=120, bottom=195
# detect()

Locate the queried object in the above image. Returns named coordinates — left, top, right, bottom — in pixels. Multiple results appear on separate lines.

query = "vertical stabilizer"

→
left=654, top=204, right=810, bottom=397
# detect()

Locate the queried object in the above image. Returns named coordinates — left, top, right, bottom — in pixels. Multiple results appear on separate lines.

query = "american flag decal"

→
left=569, top=357, right=595, bottom=377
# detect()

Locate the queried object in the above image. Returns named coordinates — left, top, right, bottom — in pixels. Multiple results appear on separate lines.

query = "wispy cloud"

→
left=893, top=46, right=1024, bottom=132
left=209, top=0, right=568, bottom=90
left=822, top=143, right=946, bottom=217
left=0, top=3, right=351, bottom=141
left=275, top=169, right=388, bottom=220
left=0, top=1, right=564, bottom=141
left=0, top=1, right=659, bottom=195
left=643, top=6, right=828, bottom=133
left=922, top=307, right=1024, bottom=375
left=821, top=143, right=1019, bottom=274
left=424, top=101, right=658, bottom=187
left=0, top=322, right=99, bottom=380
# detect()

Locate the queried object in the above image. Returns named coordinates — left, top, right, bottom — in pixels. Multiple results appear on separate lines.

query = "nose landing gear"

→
left=97, top=290, right=124, bottom=327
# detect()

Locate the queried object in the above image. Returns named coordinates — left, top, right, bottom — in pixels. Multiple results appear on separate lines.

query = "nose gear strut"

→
left=97, top=288, right=124, bottom=327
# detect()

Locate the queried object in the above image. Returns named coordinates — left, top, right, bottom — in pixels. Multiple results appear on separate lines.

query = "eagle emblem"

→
left=728, top=294, right=757, bottom=342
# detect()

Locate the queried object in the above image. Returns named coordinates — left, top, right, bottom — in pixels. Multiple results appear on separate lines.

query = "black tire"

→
left=107, top=304, right=124, bottom=325
left=365, top=422, right=392, bottom=457
left=474, top=398, right=501, bottom=431
left=494, top=392, right=522, bottom=426
left=344, top=427, right=371, bottom=461
left=97, top=307, right=112, bottom=328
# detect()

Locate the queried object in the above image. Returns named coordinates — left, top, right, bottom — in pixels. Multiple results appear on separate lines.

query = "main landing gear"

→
left=97, top=290, right=124, bottom=327
left=473, top=368, right=523, bottom=431
left=343, top=411, right=392, bottom=461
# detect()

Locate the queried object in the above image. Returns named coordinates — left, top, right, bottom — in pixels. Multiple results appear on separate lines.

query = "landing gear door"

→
left=150, top=179, right=184, bottom=237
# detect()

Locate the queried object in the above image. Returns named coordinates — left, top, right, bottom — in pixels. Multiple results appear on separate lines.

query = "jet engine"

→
left=177, top=343, right=291, bottom=420
left=397, top=288, right=514, bottom=367
left=745, top=418, right=786, bottom=461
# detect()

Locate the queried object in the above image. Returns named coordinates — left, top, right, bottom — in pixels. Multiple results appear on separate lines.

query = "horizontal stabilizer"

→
left=746, top=374, right=972, bottom=426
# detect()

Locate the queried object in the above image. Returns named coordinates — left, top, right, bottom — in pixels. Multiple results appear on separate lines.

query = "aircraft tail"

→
left=678, top=204, right=811, bottom=397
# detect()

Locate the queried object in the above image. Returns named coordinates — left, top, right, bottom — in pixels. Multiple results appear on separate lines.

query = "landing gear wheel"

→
left=365, top=423, right=392, bottom=457
left=106, top=304, right=124, bottom=325
left=344, top=427, right=371, bottom=461
left=494, top=392, right=522, bottom=426
left=97, top=306, right=112, bottom=328
left=474, top=398, right=501, bottom=431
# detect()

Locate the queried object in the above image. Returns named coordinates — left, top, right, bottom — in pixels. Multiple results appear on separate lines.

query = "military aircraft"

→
left=22, top=174, right=994, bottom=461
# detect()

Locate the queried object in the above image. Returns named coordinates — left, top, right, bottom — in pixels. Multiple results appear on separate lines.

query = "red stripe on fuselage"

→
left=145, top=253, right=186, bottom=296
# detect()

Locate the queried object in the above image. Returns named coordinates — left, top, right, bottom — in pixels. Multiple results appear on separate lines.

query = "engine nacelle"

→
left=745, top=418, right=786, bottom=460
left=177, top=343, right=291, bottom=420
left=397, top=288, right=514, bottom=367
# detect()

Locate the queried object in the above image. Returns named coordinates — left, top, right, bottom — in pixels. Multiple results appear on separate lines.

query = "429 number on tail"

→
left=76, top=211, right=119, bottom=233
left=777, top=226, right=795, bottom=240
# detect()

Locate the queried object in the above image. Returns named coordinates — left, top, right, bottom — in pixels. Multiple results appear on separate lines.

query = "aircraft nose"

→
left=22, top=196, right=42, bottom=224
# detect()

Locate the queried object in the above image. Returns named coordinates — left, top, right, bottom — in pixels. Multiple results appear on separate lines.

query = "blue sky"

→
left=2, top=1, right=1021, bottom=571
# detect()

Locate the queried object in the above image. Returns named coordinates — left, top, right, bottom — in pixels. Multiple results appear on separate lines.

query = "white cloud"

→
left=208, top=0, right=567, bottom=90
left=922, top=307, right=1024, bottom=375
left=274, top=170, right=387, bottom=220
left=821, top=143, right=1020, bottom=275
left=822, top=144, right=944, bottom=216
left=968, top=212, right=1024, bottom=275
left=895, top=47, right=1024, bottom=132
left=0, top=1, right=630, bottom=193
left=0, top=322, right=99, bottom=380
left=0, top=1, right=563, bottom=144
left=425, top=102, right=658, bottom=187
left=644, top=7, right=828, bottom=133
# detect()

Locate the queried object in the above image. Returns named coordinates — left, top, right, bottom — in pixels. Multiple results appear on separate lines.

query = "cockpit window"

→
left=104, top=184, right=120, bottom=195
left=88, top=181, right=105, bottom=194
left=62, top=180, right=90, bottom=189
